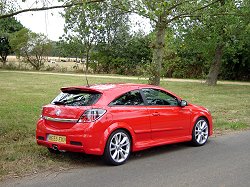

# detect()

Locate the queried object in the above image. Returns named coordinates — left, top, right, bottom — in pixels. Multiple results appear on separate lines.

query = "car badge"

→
left=55, top=109, right=61, bottom=116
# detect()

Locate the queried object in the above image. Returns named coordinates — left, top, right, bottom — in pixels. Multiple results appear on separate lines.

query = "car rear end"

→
left=36, top=87, right=107, bottom=155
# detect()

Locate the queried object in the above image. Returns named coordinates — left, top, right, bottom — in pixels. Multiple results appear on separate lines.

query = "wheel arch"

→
left=101, top=122, right=136, bottom=155
left=192, top=114, right=212, bottom=136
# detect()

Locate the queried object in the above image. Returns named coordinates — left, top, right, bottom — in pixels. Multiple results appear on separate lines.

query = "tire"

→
left=191, top=117, right=209, bottom=146
left=103, top=129, right=131, bottom=166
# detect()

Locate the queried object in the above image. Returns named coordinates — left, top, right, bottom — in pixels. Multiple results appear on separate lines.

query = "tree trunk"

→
left=206, top=44, right=223, bottom=86
left=0, top=54, right=7, bottom=66
left=148, top=19, right=166, bottom=86
left=0, top=37, right=10, bottom=66
left=86, top=49, right=89, bottom=72
left=205, top=0, right=226, bottom=86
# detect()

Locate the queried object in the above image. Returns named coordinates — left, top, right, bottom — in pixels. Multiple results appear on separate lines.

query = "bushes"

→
left=0, top=61, right=29, bottom=71
left=162, top=58, right=208, bottom=79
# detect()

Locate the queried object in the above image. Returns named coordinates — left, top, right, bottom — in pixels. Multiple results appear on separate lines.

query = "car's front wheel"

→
left=191, top=117, right=209, bottom=146
left=104, top=129, right=131, bottom=165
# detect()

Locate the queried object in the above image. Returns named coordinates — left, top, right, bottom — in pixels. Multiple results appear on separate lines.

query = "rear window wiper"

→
left=53, top=101, right=66, bottom=105
left=53, top=96, right=86, bottom=105
left=54, top=95, right=82, bottom=104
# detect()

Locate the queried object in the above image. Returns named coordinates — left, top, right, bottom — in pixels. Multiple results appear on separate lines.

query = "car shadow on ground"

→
left=130, top=142, right=191, bottom=161
left=51, top=140, right=212, bottom=168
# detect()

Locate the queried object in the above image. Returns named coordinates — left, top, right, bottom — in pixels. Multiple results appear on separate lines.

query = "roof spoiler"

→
left=61, top=86, right=102, bottom=93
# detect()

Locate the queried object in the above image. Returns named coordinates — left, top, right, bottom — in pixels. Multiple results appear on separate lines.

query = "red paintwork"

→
left=36, top=83, right=213, bottom=155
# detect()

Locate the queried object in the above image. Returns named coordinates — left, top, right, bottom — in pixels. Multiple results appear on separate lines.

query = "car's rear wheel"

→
left=104, top=129, right=131, bottom=165
left=191, top=117, right=209, bottom=146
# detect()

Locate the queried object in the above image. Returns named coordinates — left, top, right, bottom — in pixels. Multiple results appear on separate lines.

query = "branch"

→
left=168, top=0, right=220, bottom=23
left=108, top=0, right=157, bottom=23
left=209, top=13, right=250, bottom=17
left=0, top=0, right=104, bottom=19
left=179, top=13, right=250, bottom=19
left=167, top=0, right=190, bottom=12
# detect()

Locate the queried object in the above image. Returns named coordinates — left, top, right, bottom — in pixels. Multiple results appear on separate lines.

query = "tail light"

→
left=78, top=109, right=106, bottom=123
left=40, top=107, right=45, bottom=118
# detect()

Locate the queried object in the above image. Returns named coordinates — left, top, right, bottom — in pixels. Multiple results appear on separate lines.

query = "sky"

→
left=15, top=1, right=152, bottom=41
left=16, top=7, right=65, bottom=41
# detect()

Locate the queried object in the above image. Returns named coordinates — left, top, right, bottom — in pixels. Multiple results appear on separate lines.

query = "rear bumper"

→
left=37, top=139, right=85, bottom=153
left=36, top=119, right=104, bottom=155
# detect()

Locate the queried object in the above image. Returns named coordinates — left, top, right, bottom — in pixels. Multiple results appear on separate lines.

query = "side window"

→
left=110, top=90, right=144, bottom=106
left=142, top=88, right=179, bottom=106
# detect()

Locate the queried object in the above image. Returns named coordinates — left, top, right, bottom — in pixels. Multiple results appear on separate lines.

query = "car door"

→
left=141, top=88, right=191, bottom=141
left=109, top=89, right=151, bottom=144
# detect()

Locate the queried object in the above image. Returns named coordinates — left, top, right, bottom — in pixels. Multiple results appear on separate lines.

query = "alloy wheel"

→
left=109, top=132, right=130, bottom=163
left=194, top=119, right=209, bottom=145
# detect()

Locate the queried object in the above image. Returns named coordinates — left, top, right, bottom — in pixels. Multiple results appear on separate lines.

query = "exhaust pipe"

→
left=52, top=144, right=58, bottom=151
left=52, top=144, right=66, bottom=152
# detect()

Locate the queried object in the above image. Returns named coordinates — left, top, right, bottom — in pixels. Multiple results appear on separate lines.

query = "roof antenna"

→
left=84, top=61, right=90, bottom=87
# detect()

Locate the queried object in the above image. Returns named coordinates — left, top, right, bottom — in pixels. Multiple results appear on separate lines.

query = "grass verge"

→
left=0, top=71, right=249, bottom=180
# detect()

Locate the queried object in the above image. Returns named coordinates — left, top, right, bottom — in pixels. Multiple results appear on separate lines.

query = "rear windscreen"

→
left=51, top=92, right=101, bottom=106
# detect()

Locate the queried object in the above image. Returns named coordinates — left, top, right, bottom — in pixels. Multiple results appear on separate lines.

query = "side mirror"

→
left=180, top=100, right=188, bottom=107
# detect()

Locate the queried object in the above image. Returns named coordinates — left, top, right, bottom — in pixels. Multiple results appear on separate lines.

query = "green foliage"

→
left=2, top=0, right=247, bottom=82
left=171, top=0, right=250, bottom=82
left=63, top=0, right=131, bottom=72
left=64, top=1, right=108, bottom=70
left=0, top=17, right=23, bottom=64
left=0, top=0, right=17, bottom=15
left=10, top=28, right=52, bottom=70
left=0, top=17, right=23, bottom=33
left=9, top=28, right=29, bottom=57
left=0, top=36, right=10, bottom=63
left=56, top=37, right=84, bottom=59
left=114, top=0, right=225, bottom=85
left=92, top=33, right=152, bottom=75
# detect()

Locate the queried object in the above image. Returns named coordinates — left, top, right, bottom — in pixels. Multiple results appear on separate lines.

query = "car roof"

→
left=61, top=83, right=182, bottom=106
left=61, top=83, right=162, bottom=93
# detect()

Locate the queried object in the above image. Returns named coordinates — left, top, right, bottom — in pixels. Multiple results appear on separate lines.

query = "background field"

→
left=0, top=71, right=249, bottom=180
left=5, top=55, right=85, bottom=72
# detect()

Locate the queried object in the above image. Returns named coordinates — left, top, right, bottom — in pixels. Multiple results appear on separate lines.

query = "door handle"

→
left=152, top=112, right=160, bottom=116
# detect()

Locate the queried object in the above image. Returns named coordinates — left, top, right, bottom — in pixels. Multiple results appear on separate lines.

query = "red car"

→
left=36, top=83, right=213, bottom=165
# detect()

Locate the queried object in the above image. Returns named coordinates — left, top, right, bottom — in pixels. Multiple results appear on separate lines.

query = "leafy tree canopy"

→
left=0, top=17, right=23, bottom=64
left=10, top=28, right=52, bottom=70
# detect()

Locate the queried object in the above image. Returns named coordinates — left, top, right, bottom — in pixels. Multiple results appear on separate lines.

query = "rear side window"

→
left=51, top=92, right=101, bottom=106
left=110, top=90, right=144, bottom=106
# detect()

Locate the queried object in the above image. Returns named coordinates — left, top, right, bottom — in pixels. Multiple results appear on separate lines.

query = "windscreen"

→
left=51, top=91, right=101, bottom=106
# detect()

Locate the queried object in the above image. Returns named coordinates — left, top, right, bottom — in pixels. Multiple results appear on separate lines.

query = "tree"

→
left=0, top=36, right=10, bottom=64
left=53, top=36, right=84, bottom=60
left=110, top=0, right=222, bottom=85
left=0, top=17, right=23, bottom=65
left=174, top=0, right=250, bottom=85
left=63, top=2, right=102, bottom=71
left=93, top=31, right=152, bottom=75
left=63, top=0, right=129, bottom=72
left=10, top=28, right=52, bottom=70
left=205, top=0, right=230, bottom=85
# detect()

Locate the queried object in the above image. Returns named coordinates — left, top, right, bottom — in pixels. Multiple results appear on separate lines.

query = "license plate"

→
left=47, top=134, right=66, bottom=144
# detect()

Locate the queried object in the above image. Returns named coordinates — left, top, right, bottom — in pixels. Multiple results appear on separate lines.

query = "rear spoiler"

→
left=61, top=86, right=102, bottom=94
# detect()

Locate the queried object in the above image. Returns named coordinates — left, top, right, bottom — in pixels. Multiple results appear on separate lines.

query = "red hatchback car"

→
left=36, top=83, right=213, bottom=165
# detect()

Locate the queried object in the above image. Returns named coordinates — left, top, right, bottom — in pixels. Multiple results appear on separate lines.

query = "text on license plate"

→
left=47, top=134, right=66, bottom=144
